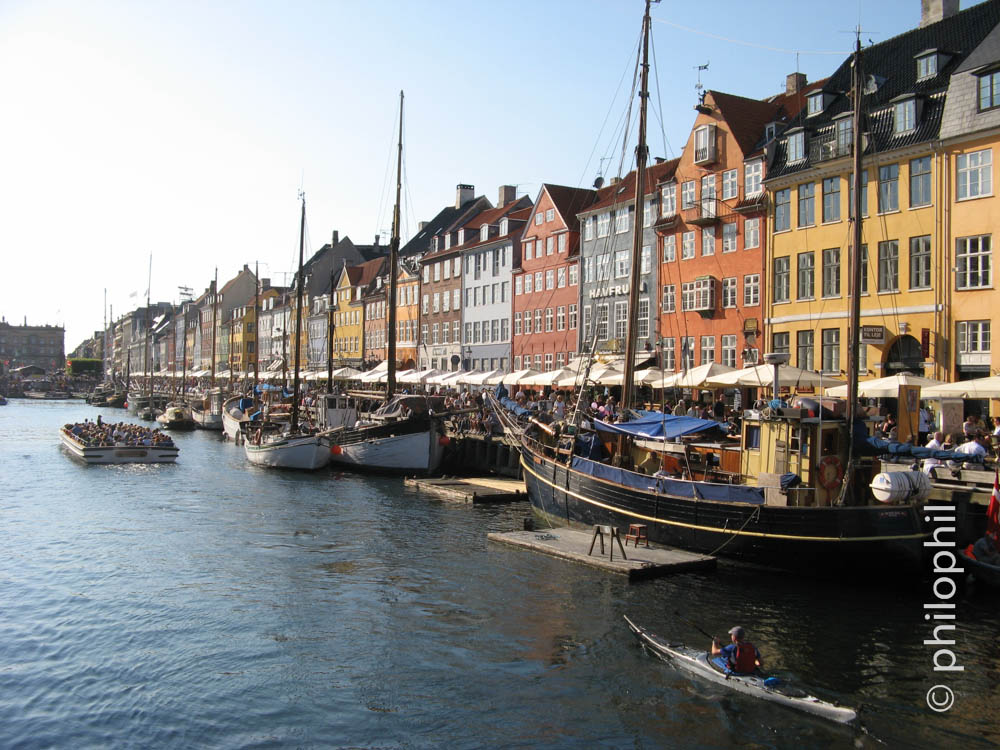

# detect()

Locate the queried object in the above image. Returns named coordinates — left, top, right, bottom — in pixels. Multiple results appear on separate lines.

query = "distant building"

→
left=0, top=319, right=65, bottom=373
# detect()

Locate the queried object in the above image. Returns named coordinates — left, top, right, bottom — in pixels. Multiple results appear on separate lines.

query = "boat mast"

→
left=181, top=303, right=188, bottom=397
left=386, top=90, right=404, bottom=398
left=846, top=36, right=864, bottom=431
left=290, top=193, right=307, bottom=433
left=210, top=268, right=218, bottom=390
left=327, top=264, right=335, bottom=393
left=144, top=254, right=153, bottom=403
left=254, top=261, right=260, bottom=390
left=620, top=0, right=654, bottom=411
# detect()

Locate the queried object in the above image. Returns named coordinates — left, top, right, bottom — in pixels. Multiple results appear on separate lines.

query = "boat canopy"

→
left=594, top=413, right=725, bottom=441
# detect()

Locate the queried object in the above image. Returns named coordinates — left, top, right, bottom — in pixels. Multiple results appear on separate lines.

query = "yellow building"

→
left=332, top=264, right=364, bottom=367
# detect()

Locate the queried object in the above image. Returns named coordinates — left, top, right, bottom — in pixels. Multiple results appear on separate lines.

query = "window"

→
left=514, top=355, right=522, bottom=370
left=822, top=329, right=840, bottom=373
left=534, top=354, right=542, bottom=370
left=694, top=124, right=715, bottom=163
left=807, top=92, right=824, bottom=116
left=701, top=175, right=716, bottom=217
left=878, top=164, right=899, bottom=212
left=957, top=149, right=992, bottom=200
left=583, top=306, right=592, bottom=339
left=909, top=235, right=931, bottom=289
left=545, top=208, right=554, bottom=222
left=556, top=352, right=564, bottom=368
left=524, top=273, right=533, bottom=294
left=442, top=291, right=450, bottom=312
left=638, top=298, right=649, bottom=338
left=614, top=301, right=627, bottom=338
left=558, top=233, right=566, bottom=253
left=894, top=99, right=916, bottom=134
left=480, top=224, right=489, bottom=242
left=421, top=294, right=429, bottom=314
left=681, top=231, right=695, bottom=260
left=709, top=335, right=733, bottom=369
left=681, top=337, right=695, bottom=369
left=860, top=244, right=869, bottom=295
left=681, top=181, right=696, bottom=209
left=597, top=212, right=611, bottom=237
left=431, top=323, right=439, bottom=345
left=434, top=263, right=441, bottom=282
left=597, top=304, right=609, bottom=340
left=662, top=284, right=676, bottom=313
left=797, top=252, right=815, bottom=300
left=662, top=183, right=677, bottom=216
left=546, top=236, right=554, bottom=255
left=700, top=336, right=716, bottom=365
left=787, top=132, right=805, bottom=163
left=877, top=240, right=899, bottom=292
left=956, top=235, right=992, bottom=289
left=849, top=170, right=869, bottom=218
left=597, top=253, right=611, bottom=280
left=583, top=257, right=594, bottom=283
left=722, top=277, right=737, bottom=308
left=535, top=271, right=543, bottom=291
left=513, top=312, right=521, bottom=336
left=722, top=169, right=738, bottom=199
left=798, top=182, right=815, bottom=227
left=643, top=199, right=653, bottom=227
left=910, top=156, right=931, bottom=207
left=797, top=330, right=814, bottom=370
left=569, top=303, right=578, bottom=329
left=637, top=244, right=650, bottom=274
left=822, top=177, right=840, bottom=223
left=523, top=308, right=532, bottom=334
left=744, top=160, right=763, bottom=196
left=773, top=257, right=790, bottom=303
left=584, top=218, right=594, bottom=240
left=615, top=250, right=630, bottom=278
left=543, top=352, right=553, bottom=371
left=744, top=274, right=760, bottom=306
left=663, top=235, right=676, bottom=262
left=557, top=267, right=566, bottom=288
left=767, top=333, right=788, bottom=359
left=557, top=306, right=566, bottom=331
left=535, top=309, right=543, bottom=333
left=615, top=209, right=630, bottom=234
left=545, top=308, right=554, bottom=333
left=663, top=338, right=676, bottom=370
left=515, top=275, right=522, bottom=295
left=836, top=117, right=853, bottom=155
left=569, top=264, right=578, bottom=286
left=774, top=189, right=791, bottom=232
left=681, top=279, right=716, bottom=311
left=722, top=223, right=737, bottom=253
left=745, top=217, right=760, bottom=249
left=917, top=53, right=938, bottom=80
left=535, top=212, right=543, bottom=225
left=822, top=248, right=840, bottom=298
left=702, top=226, right=715, bottom=256
left=979, top=71, right=1000, bottom=111
left=524, top=240, right=532, bottom=261
left=453, top=320, right=460, bottom=343
left=957, top=321, right=991, bottom=354
left=545, top=269, right=555, bottom=290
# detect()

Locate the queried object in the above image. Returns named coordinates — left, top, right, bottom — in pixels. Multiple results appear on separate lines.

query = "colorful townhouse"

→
left=331, top=257, right=385, bottom=369
left=577, top=161, right=676, bottom=365
left=764, top=0, right=1000, bottom=385
left=512, top=184, right=597, bottom=371
left=460, top=192, right=533, bottom=372
left=395, top=260, right=421, bottom=371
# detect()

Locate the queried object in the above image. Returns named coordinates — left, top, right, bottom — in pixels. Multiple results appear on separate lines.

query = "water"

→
left=2, top=400, right=998, bottom=748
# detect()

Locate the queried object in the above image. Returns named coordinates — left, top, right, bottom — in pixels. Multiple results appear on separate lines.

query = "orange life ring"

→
left=818, top=455, right=844, bottom=490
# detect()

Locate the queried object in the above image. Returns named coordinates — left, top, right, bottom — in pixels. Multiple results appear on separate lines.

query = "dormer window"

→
left=694, top=124, right=716, bottom=164
left=764, top=123, right=777, bottom=142
left=431, top=236, right=438, bottom=252
left=807, top=92, right=824, bottom=116
left=787, top=131, right=805, bottom=163
left=916, top=53, right=938, bottom=80
left=480, top=224, right=489, bottom=242
left=444, top=234, right=452, bottom=250
left=499, top=217, right=509, bottom=235
left=893, top=97, right=917, bottom=134
left=978, top=69, right=1000, bottom=111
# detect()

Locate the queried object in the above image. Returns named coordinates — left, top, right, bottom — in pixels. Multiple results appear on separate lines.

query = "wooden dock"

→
left=404, top=476, right=527, bottom=503
left=487, top=527, right=716, bottom=581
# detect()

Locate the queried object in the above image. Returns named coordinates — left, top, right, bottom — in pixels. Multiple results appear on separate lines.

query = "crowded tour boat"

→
left=59, top=419, right=179, bottom=464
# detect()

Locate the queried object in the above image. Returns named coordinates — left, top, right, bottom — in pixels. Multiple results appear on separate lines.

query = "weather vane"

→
left=694, top=61, right=709, bottom=104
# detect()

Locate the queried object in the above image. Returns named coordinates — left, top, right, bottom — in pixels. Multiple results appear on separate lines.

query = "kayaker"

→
left=711, top=626, right=764, bottom=675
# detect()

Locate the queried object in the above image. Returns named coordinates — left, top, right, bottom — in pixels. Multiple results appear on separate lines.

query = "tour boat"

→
left=60, top=426, right=179, bottom=464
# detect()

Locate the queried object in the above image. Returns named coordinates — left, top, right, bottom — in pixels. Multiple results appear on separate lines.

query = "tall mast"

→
left=327, top=264, right=335, bottom=393
left=210, top=267, right=218, bottom=389
left=290, top=193, right=307, bottom=433
left=620, top=0, right=653, bottom=411
left=144, top=255, right=153, bottom=402
left=254, top=261, right=260, bottom=389
left=181, top=304, right=188, bottom=397
left=103, top=289, right=107, bottom=383
left=386, top=90, right=404, bottom=397
left=846, top=35, right=864, bottom=425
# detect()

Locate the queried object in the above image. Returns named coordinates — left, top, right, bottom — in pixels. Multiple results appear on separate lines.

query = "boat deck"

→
left=404, top=476, right=526, bottom=503
left=487, top=527, right=716, bottom=581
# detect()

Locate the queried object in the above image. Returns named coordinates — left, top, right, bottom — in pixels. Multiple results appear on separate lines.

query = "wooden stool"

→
left=624, top=523, right=649, bottom=548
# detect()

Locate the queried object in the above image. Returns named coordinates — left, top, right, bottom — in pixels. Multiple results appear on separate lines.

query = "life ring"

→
left=818, top=455, right=844, bottom=490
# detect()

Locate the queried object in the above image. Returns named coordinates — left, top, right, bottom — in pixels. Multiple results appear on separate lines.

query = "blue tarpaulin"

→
left=593, top=413, right=724, bottom=441
left=851, top=420, right=984, bottom=463
left=494, top=383, right=532, bottom=417
left=255, top=384, right=291, bottom=396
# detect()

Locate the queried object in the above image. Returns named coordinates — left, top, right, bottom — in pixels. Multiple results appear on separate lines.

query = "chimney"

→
left=261, top=278, right=270, bottom=289
left=418, top=221, right=428, bottom=232
left=374, top=234, right=380, bottom=246
left=920, top=0, right=959, bottom=27
left=456, top=184, right=474, bottom=208
left=786, top=72, right=807, bottom=95
left=498, top=185, right=517, bottom=206
left=610, top=177, right=621, bottom=186
left=331, top=230, right=339, bottom=246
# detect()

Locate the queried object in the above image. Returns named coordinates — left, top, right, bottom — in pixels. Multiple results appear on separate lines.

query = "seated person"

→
left=711, top=626, right=764, bottom=675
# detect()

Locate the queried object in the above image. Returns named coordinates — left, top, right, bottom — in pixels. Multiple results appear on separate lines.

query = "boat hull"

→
left=192, top=408, right=223, bottom=431
left=60, top=429, right=179, bottom=464
left=520, top=445, right=928, bottom=576
left=327, top=425, right=443, bottom=473
left=244, top=434, right=330, bottom=470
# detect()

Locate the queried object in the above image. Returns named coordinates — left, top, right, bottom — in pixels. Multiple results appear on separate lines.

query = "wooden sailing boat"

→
left=493, top=5, right=979, bottom=577
left=326, top=91, right=447, bottom=474
left=244, top=193, right=331, bottom=470
left=192, top=269, right=224, bottom=430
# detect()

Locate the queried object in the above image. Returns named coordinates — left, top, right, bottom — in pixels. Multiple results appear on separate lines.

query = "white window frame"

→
left=722, top=169, right=738, bottom=199
left=743, top=274, right=760, bottom=306
left=957, top=149, right=993, bottom=200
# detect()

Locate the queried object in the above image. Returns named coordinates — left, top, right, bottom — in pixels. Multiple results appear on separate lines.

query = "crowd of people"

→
left=63, top=418, right=175, bottom=448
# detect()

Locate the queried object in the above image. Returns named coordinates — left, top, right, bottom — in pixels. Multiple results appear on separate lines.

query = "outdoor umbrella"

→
left=824, top=373, right=942, bottom=398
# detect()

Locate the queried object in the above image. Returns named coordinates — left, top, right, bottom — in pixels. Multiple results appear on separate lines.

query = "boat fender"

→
left=252, top=428, right=262, bottom=445
left=818, top=455, right=844, bottom=490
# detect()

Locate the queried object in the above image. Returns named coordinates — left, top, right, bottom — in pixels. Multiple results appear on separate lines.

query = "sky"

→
left=0, top=0, right=954, bottom=351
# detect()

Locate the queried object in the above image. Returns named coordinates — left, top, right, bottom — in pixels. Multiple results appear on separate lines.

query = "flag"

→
left=988, top=469, right=1000, bottom=539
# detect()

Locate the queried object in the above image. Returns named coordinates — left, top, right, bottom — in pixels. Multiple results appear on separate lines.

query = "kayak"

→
left=624, top=615, right=857, bottom=724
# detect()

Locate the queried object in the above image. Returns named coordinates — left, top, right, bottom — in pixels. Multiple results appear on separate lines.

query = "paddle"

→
left=674, top=610, right=782, bottom=686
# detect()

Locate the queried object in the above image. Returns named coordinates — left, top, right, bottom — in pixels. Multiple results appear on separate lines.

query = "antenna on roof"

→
left=694, top=61, right=709, bottom=104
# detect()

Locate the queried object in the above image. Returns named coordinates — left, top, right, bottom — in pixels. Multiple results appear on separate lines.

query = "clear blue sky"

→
left=0, top=0, right=951, bottom=351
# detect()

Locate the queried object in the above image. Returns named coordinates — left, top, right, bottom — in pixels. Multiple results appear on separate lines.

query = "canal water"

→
left=2, top=399, right=998, bottom=748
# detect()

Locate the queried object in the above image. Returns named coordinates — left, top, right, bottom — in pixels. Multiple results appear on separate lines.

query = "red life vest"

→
left=731, top=642, right=758, bottom=674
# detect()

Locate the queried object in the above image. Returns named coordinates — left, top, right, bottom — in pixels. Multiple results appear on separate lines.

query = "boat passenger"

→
left=711, top=626, right=764, bottom=675
left=923, top=431, right=945, bottom=477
